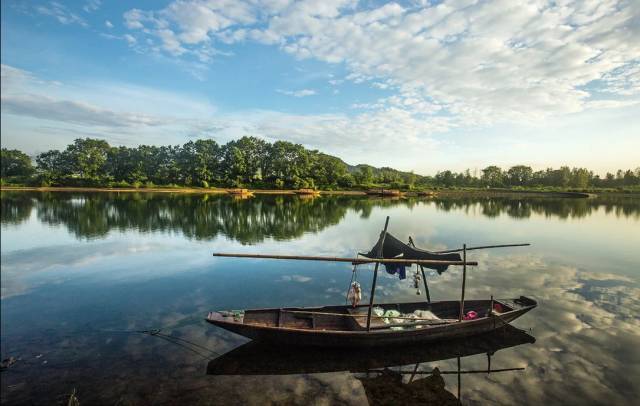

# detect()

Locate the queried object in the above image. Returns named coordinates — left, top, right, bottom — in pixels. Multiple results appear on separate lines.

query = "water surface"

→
left=1, top=192, right=639, bottom=405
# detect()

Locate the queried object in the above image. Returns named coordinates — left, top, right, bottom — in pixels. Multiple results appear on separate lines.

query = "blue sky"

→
left=1, top=0, right=639, bottom=175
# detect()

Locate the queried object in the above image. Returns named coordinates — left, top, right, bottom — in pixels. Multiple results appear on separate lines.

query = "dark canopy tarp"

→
left=361, top=232, right=462, bottom=274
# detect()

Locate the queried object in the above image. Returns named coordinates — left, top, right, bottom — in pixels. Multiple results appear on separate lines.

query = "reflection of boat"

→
left=227, top=188, right=253, bottom=197
left=206, top=297, right=536, bottom=347
left=358, top=368, right=460, bottom=406
left=231, top=193, right=253, bottom=200
left=208, top=216, right=536, bottom=347
left=366, top=188, right=403, bottom=197
left=207, top=324, right=535, bottom=375
left=418, top=190, right=438, bottom=197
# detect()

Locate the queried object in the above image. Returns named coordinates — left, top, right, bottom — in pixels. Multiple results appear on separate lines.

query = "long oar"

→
left=211, top=253, right=477, bottom=266
left=435, top=243, right=530, bottom=254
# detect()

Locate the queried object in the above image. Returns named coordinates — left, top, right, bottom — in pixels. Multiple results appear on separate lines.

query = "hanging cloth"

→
left=360, top=232, right=462, bottom=274
left=384, top=263, right=407, bottom=279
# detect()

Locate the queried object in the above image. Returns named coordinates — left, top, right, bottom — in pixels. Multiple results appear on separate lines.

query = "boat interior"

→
left=218, top=297, right=535, bottom=332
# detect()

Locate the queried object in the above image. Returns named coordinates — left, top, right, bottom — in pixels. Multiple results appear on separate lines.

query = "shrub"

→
left=111, top=180, right=131, bottom=188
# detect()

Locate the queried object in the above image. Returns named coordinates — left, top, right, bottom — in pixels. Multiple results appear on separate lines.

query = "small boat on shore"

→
left=207, top=216, right=534, bottom=347
left=366, top=188, right=403, bottom=197
left=417, top=190, right=438, bottom=197
left=294, top=188, right=320, bottom=196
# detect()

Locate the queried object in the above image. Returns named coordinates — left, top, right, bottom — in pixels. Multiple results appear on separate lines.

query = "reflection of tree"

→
left=432, top=196, right=640, bottom=220
left=3, top=192, right=638, bottom=241
left=0, top=192, right=34, bottom=225
left=1, top=192, right=416, bottom=243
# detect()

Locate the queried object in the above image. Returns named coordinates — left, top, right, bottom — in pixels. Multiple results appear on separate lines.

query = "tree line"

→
left=1, top=137, right=639, bottom=190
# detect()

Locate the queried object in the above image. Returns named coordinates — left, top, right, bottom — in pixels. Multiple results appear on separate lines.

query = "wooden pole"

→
left=490, top=295, right=495, bottom=329
left=367, top=216, right=390, bottom=331
left=420, top=266, right=430, bottom=303
left=211, top=253, right=477, bottom=266
left=435, top=243, right=529, bottom=254
left=457, top=356, right=461, bottom=400
left=459, top=244, right=467, bottom=322
left=409, top=363, right=420, bottom=383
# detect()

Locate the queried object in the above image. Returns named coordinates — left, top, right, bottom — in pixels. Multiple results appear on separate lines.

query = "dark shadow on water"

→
left=207, top=324, right=534, bottom=375
left=207, top=325, right=534, bottom=405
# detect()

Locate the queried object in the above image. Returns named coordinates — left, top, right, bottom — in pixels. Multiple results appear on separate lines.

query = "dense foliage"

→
left=0, top=148, right=34, bottom=178
left=1, top=139, right=639, bottom=190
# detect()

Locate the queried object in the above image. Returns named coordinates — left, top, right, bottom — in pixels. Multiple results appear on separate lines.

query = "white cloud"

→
left=105, top=20, right=113, bottom=28
left=36, top=1, right=88, bottom=27
left=83, top=0, right=101, bottom=13
left=1, top=94, right=168, bottom=128
left=276, top=88, right=317, bottom=97
left=121, top=0, right=640, bottom=128
left=123, top=34, right=137, bottom=45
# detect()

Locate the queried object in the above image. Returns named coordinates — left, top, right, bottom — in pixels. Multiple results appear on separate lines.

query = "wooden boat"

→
left=206, top=297, right=536, bottom=347
left=207, top=216, right=535, bottom=347
left=417, top=190, right=438, bottom=197
left=294, top=188, right=320, bottom=196
left=227, top=188, right=253, bottom=196
left=366, top=188, right=403, bottom=197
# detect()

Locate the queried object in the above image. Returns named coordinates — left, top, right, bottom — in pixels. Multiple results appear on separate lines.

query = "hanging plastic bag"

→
left=347, top=281, right=362, bottom=307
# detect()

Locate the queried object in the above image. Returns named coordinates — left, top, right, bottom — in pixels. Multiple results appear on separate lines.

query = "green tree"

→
left=1, top=148, right=34, bottom=177
left=65, top=138, right=111, bottom=179
left=570, top=168, right=592, bottom=188
left=233, top=136, right=269, bottom=183
left=481, top=166, right=504, bottom=187
left=507, top=165, right=533, bottom=186
left=264, top=141, right=311, bottom=186
left=354, top=166, right=374, bottom=185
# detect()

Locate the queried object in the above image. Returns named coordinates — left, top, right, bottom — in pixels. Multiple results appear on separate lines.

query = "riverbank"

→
left=0, top=186, right=367, bottom=196
left=3, top=185, right=639, bottom=198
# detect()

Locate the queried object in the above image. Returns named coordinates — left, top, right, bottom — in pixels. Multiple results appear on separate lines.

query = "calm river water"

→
left=1, top=191, right=639, bottom=405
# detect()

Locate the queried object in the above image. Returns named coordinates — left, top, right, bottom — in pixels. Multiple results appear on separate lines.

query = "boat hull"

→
left=206, top=297, right=536, bottom=348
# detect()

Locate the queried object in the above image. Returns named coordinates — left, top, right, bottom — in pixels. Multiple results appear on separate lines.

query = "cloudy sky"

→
left=1, top=0, right=639, bottom=175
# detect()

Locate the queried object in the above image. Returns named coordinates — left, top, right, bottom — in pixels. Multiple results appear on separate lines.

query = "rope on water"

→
left=96, top=317, right=221, bottom=359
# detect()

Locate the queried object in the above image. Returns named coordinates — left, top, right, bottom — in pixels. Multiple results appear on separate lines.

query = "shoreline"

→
left=2, top=186, right=637, bottom=198
left=0, top=186, right=366, bottom=196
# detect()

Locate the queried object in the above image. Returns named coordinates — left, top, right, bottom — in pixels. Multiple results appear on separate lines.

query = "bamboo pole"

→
left=458, top=244, right=467, bottom=322
left=367, top=216, right=390, bottom=331
left=435, top=243, right=530, bottom=254
left=211, top=253, right=477, bottom=266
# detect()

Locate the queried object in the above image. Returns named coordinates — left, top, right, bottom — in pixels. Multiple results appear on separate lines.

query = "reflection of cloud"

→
left=0, top=241, right=170, bottom=299
left=279, top=275, right=312, bottom=283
